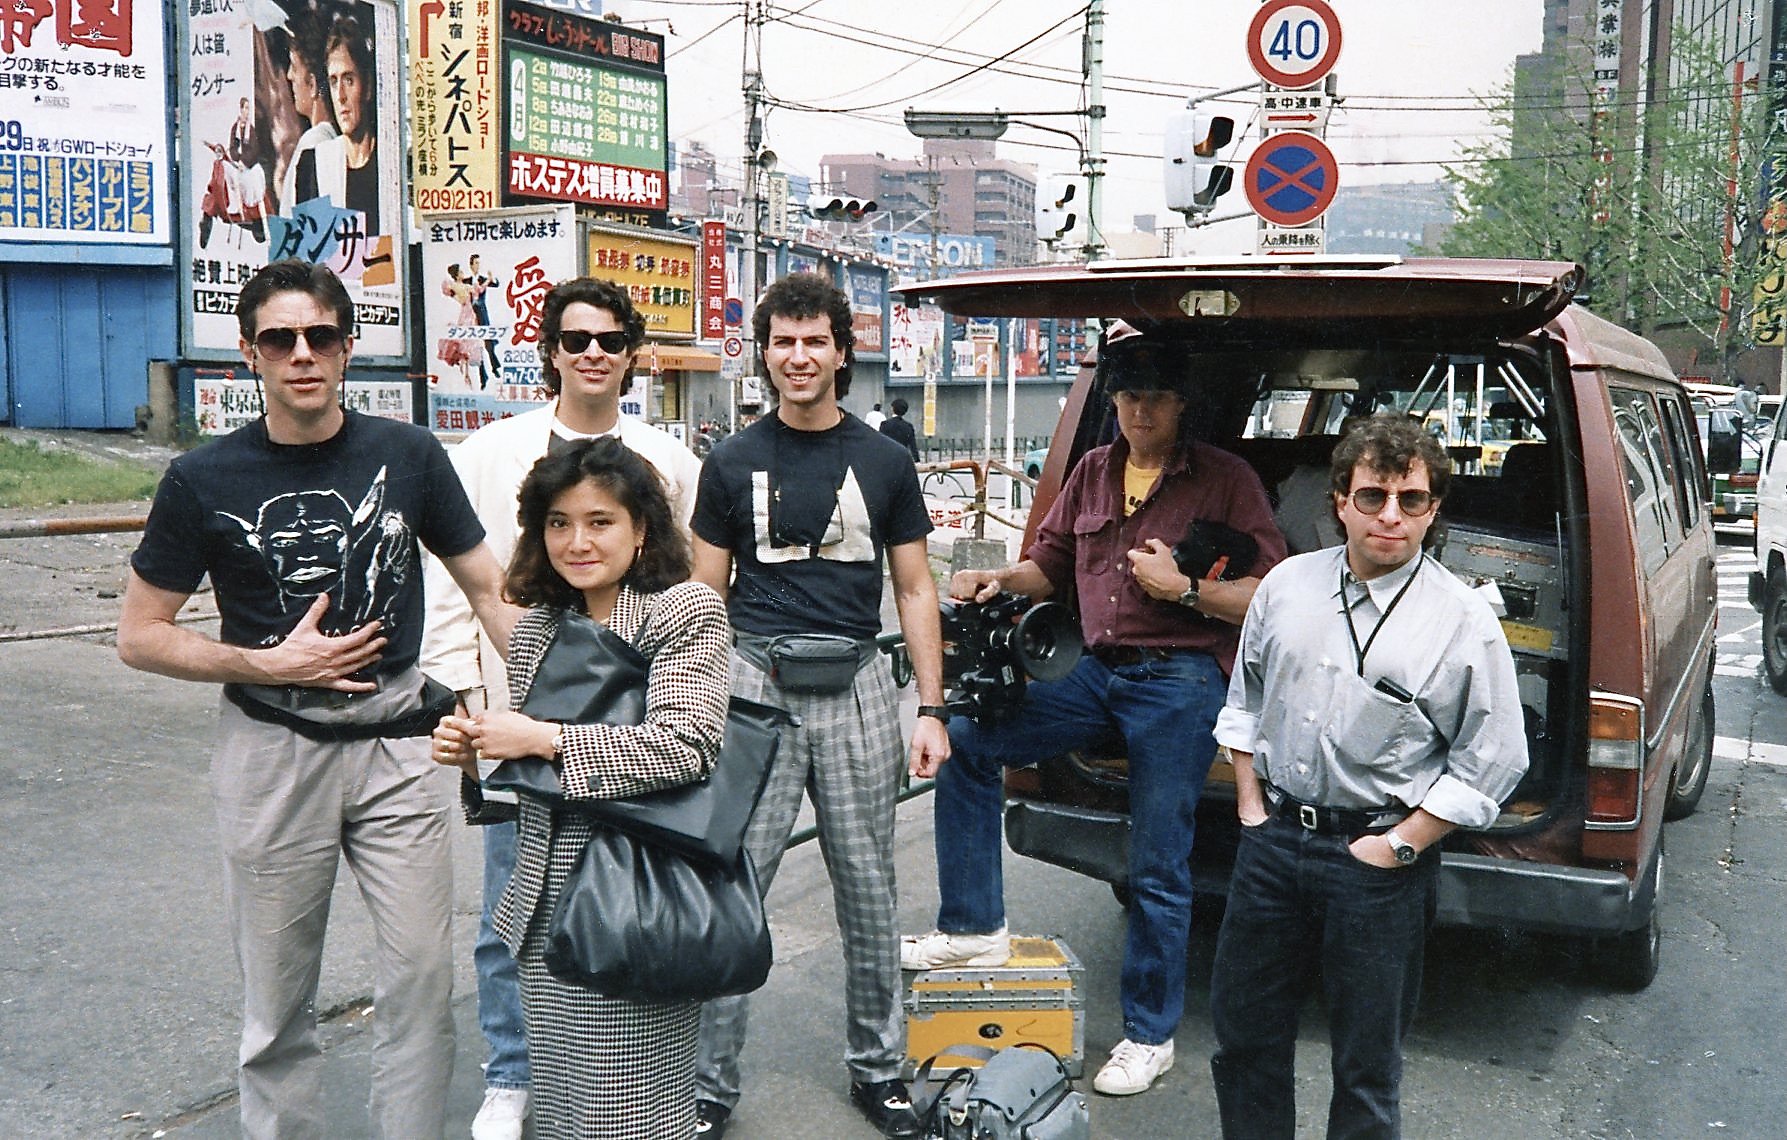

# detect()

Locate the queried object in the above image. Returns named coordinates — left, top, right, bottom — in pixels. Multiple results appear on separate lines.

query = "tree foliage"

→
left=1439, top=33, right=1782, bottom=377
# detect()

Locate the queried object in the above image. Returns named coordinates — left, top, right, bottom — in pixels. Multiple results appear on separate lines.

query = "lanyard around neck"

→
left=1341, top=554, right=1423, bottom=677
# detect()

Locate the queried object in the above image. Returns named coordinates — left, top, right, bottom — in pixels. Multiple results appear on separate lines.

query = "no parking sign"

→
left=1244, top=131, right=1339, bottom=228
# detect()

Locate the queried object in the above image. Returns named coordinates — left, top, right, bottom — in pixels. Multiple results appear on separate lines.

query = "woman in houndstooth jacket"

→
left=434, top=437, right=731, bottom=1139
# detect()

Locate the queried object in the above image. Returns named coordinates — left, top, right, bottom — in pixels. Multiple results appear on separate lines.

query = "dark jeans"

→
left=935, top=650, right=1226, bottom=1044
left=1209, top=812, right=1438, bottom=1140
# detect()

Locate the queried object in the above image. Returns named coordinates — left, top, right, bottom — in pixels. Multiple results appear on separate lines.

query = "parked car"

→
left=1747, top=395, right=1787, bottom=691
left=1023, top=445, right=1049, bottom=480
left=1696, top=394, right=1775, bottom=528
left=897, top=256, right=1716, bottom=989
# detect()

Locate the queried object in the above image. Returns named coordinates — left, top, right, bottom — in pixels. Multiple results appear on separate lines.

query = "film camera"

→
left=938, top=592, right=1083, bottom=724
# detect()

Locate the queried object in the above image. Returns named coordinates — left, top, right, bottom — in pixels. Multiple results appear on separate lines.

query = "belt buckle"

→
left=1297, top=804, right=1319, bottom=832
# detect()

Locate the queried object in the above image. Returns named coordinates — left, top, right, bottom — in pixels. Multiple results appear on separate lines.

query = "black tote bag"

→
left=484, top=609, right=794, bottom=867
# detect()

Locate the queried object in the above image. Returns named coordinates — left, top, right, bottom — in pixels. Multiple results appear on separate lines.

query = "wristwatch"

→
left=1177, top=581, right=1201, bottom=609
left=1385, top=830, right=1419, bottom=865
left=916, top=705, right=951, bottom=723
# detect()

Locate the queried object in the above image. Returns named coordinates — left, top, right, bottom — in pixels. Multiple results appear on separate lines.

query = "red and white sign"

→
left=701, top=220, right=728, bottom=340
left=1247, top=0, right=1342, bottom=90
left=723, top=336, right=744, bottom=358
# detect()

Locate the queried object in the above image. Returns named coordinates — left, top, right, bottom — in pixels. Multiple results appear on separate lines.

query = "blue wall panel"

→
left=4, top=265, right=179, bottom=429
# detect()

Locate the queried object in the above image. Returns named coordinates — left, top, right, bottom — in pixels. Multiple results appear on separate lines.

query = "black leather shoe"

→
left=850, top=1079, right=922, bottom=1138
left=694, top=1098, right=730, bottom=1138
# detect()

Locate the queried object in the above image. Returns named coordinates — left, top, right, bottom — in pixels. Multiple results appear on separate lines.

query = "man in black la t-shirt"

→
left=118, top=261, right=516, bottom=1137
left=688, top=274, right=950, bottom=1140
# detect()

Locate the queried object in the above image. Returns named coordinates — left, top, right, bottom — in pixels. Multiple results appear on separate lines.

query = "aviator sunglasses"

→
left=556, top=329, right=631, bottom=355
left=1344, top=487, right=1437, bottom=517
left=254, top=324, right=346, bottom=361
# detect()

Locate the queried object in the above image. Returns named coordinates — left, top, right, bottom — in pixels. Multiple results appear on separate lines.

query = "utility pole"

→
left=739, top=0, right=767, bottom=425
left=1083, top=0, right=1106, bottom=260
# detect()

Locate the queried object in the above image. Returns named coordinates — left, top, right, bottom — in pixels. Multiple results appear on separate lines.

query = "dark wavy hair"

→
left=236, top=259, right=354, bottom=339
left=505, top=437, right=689, bottom=608
left=752, top=272, right=856, bottom=397
left=535, top=277, right=647, bottom=395
left=325, top=13, right=376, bottom=131
left=1330, top=413, right=1452, bottom=548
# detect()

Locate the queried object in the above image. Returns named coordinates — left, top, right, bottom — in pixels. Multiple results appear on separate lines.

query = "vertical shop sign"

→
left=701, top=219, right=728, bottom=342
left=410, top=0, right=501, bottom=210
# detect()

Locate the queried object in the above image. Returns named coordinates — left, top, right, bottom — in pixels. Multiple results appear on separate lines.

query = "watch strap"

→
left=916, top=705, right=951, bottom=722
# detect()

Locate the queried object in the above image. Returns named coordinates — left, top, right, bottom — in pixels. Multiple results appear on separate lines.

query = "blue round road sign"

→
left=723, top=297, right=745, bottom=327
left=1244, top=131, right=1339, bottom=227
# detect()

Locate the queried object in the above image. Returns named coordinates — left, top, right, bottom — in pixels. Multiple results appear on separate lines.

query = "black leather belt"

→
left=1267, top=785, right=1405, bottom=837
left=1090, top=645, right=1179, bottom=668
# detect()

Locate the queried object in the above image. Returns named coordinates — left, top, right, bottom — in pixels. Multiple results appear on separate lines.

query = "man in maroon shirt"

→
left=901, top=336, right=1286, bottom=1097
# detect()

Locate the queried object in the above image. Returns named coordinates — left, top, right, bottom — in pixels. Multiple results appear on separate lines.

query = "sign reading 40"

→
left=1247, top=0, right=1343, bottom=90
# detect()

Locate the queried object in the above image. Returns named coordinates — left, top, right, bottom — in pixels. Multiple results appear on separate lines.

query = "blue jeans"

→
left=1209, top=813, right=1439, bottom=1140
left=475, top=820, right=529, bottom=1089
left=934, top=650, right=1226, bottom=1045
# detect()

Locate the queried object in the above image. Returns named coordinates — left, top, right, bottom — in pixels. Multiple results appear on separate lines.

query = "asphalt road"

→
left=2, top=509, right=1785, bottom=1138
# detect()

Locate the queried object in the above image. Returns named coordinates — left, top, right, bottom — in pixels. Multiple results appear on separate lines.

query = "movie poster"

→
left=0, top=0, right=168, bottom=244
left=421, top=205, right=578, bottom=429
left=182, top=0, right=405, bottom=357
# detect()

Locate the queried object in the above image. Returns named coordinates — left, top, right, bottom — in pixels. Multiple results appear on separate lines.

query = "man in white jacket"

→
left=420, top=276, right=700, bottom=1140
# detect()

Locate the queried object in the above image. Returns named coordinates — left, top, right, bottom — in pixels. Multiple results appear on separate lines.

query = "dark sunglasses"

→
left=254, top=324, right=346, bottom=360
left=556, top=329, right=631, bottom=355
left=1345, top=487, right=1437, bottom=517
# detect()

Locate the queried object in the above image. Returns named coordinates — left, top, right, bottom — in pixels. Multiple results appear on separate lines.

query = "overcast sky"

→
left=609, top=0, right=1545, bottom=253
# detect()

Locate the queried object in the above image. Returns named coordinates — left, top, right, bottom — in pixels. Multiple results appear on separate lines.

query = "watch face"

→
left=1393, top=840, right=1417, bottom=864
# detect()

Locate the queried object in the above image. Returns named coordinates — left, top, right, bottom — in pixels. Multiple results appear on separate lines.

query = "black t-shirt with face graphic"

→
left=692, top=413, right=932, bottom=639
left=132, top=412, right=485, bottom=679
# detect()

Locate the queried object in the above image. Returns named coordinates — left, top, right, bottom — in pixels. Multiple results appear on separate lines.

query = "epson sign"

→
left=874, top=234, right=997, bottom=271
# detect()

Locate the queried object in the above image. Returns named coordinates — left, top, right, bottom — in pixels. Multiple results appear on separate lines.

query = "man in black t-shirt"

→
left=119, top=260, right=515, bottom=1138
left=689, top=274, right=950, bottom=1140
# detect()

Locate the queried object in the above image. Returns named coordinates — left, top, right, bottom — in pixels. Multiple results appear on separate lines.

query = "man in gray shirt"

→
left=1208, top=413, right=1528, bottom=1139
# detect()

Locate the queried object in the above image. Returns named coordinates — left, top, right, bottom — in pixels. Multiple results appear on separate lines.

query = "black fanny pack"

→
left=738, top=633, right=872, bottom=694
left=223, top=678, right=457, bottom=743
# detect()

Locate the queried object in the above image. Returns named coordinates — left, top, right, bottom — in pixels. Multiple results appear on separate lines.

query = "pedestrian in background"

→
left=117, top=259, right=517, bottom=1138
left=1209, top=413, right=1528, bottom=1138
left=434, top=438, right=730, bottom=1140
left=878, top=396, right=920, bottom=462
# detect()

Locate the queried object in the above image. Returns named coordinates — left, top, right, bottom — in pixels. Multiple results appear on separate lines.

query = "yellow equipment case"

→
left=903, top=935, right=1085, bottom=1078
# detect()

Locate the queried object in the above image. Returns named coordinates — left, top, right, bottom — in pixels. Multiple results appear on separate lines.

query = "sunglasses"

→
left=254, top=324, right=346, bottom=360
left=556, top=329, right=631, bottom=356
left=1345, top=487, right=1437, bottom=517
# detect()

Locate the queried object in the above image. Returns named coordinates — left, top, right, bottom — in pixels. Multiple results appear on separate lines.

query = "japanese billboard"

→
left=889, top=301, right=945, bottom=379
left=0, top=0, right=168, bottom=244
left=700, top=219, right=727, bottom=342
left=182, top=0, right=406, bottom=357
left=502, top=1, right=667, bottom=228
left=409, top=0, right=502, bottom=211
left=845, top=264, right=885, bottom=357
left=584, top=223, right=697, bottom=338
left=421, top=204, right=578, bottom=427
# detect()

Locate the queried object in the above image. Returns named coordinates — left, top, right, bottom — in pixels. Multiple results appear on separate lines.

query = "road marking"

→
left=1715, top=735, right=1787, bottom=768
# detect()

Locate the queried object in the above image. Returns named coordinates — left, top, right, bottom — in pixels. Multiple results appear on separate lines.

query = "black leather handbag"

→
left=484, top=608, right=789, bottom=1000
left=485, top=610, right=794, bottom=867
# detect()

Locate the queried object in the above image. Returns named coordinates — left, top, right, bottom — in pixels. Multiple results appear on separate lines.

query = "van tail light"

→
left=1586, top=693, right=1644, bottom=828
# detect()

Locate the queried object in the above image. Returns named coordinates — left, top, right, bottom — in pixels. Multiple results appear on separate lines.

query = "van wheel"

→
left=1665, top=682, right=1714, bottom=820
left=1763, top=569, right=1787, bottom=694
left=1596, top=839, right=1662, bottom=991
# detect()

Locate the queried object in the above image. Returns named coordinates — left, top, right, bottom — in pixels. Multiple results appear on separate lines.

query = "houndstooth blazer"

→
left=493, top=581, right=732, bottom=954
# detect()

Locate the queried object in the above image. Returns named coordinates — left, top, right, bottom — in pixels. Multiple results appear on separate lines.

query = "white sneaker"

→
left=1092, top=1038, right=1175, bottom=1096
left=471, top=1087, right=529, bottom=1140
left=900, top=926, right=1012, bottom=970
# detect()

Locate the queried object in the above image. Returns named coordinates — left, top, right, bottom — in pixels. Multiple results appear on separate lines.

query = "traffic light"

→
left=1035, top=173, right=1083, bottom=244
left=1164, top=108, right=1236, bottom=217
left=808, top=194, right=878, bottom=221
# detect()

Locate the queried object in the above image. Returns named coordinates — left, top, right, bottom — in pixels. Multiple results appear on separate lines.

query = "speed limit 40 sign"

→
left=1247, top=0, right=1343, bottom=89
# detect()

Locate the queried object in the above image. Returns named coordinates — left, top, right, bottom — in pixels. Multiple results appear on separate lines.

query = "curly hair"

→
left=535, top=277, right=647, bottom=395
left=752, top=272, right=856, bottom=397
left=1329, top=414, right=1452, bottom=548
left=505, top=437, right=690, bottom=608
left=236, top=259, right=354, bottom=340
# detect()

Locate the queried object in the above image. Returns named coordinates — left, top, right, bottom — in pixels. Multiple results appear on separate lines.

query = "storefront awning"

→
left=647, top=344, right=724, bottom=372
